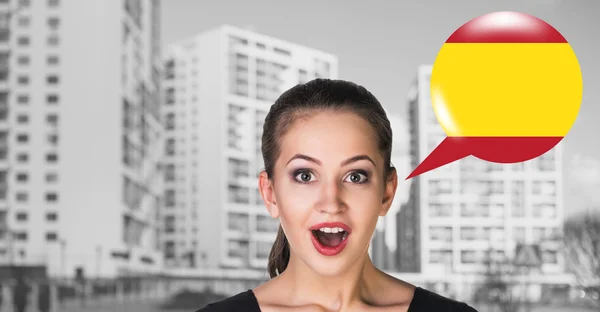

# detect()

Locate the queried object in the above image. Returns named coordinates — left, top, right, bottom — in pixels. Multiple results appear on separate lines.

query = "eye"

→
left=345, top=171, right=368, bottom=184
left=294, top=170, right=316, bottom=183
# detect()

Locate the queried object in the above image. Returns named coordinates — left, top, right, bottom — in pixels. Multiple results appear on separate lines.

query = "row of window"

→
left=12, top=74, right=60, bottom=85
left=428, top=226, right=561, bottom=242
left=11, top=55, right=60, bottom=67
left=227, top=212, right=279, bottom=234
left=227, top=239, right=272, bottom=260
left=13, top=192, right=59, bottom=203
left=11, top=232, right=59, bottom=242
left=14, top=211, right=58, bottom=222
left=429, top=249, right=558, bottom=265
left=428, top=179, right=558, bottom=196
left=12, top=94, right=59, bottom=106
left=16, top=113, right=59, bottom=124
left=15, top=16, right=60, bottom=28
left=427, top=202, right=558, bottom=219
left=11, top=133, right=58, bottom=146
left=0, top=0, right=61, bottom=7
left=15, top=172, right=58, bottom=182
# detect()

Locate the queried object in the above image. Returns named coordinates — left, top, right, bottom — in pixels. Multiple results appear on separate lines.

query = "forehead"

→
left=278, top=111, right=381, bottom=164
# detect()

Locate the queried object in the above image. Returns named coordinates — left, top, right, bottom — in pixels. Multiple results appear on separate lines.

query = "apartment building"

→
left=162, top=25, right=338, bottom=269
left=0, top=0, right=163, bottom=278
left=396, top=65, right=572, bottom=299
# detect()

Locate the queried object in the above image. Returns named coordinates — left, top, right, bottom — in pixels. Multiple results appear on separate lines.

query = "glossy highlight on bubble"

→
left=406, top=11, right=582, bottom=179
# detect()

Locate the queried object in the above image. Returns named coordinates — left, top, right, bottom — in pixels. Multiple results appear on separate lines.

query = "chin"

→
left=304, top=253, right=359, bottom=277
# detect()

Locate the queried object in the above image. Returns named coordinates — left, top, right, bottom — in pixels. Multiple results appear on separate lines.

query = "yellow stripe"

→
left=431, top=43, right=582, bottom=137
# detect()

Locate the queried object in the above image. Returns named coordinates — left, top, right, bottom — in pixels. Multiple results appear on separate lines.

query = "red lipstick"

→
left=309, top=222, right=351, bottom=256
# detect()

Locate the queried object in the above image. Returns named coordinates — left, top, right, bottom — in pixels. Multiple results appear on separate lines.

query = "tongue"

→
left=315, top=231, right=344, bottom=247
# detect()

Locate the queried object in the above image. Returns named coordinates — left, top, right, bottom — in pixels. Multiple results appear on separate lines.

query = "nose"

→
left=316, top=178, right=346, bottom=214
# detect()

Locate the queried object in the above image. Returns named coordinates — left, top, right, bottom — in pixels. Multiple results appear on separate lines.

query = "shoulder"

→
left=409, top=287, right=478, bottom=312
left=195, top=289, right=261, bottom=312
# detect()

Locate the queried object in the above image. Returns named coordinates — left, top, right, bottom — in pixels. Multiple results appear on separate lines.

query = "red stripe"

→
left=406, top=136, right=563, bottom=179
left=445, top=11, right=567, bottom=43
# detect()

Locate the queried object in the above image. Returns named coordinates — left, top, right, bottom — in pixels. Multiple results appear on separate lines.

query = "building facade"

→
left=162, top=25, right=338, bottom=269
left=0, top=0, right=163, bottom=278
left=396, top=65, right=572, bottom=300
left=371, top=114, right=412, bottom=271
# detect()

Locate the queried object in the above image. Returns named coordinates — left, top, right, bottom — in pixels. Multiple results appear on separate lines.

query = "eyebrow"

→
left=286, top=154, right=376, bottom=167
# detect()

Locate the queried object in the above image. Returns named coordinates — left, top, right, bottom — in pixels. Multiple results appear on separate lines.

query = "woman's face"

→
left=261, top=111, right=397, bottom=277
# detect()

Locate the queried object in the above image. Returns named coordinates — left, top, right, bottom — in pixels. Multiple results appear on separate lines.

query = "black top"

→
left=196, top=287, right=478, bottom=311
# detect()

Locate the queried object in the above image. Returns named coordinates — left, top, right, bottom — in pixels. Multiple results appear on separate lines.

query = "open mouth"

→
left=309, top=222, right=351, bottom=256
left=311, top=228, right=349, bottom=247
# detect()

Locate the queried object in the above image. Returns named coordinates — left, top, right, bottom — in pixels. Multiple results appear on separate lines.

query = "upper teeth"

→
left=319, top=227, right=345, bottom=233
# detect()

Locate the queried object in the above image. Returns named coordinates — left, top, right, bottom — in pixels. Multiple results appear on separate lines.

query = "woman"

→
left=198, top=79, right=478, bottom=312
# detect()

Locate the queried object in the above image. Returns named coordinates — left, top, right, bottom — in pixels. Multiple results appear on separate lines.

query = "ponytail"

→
left=267, top=225, right=290, bottom=278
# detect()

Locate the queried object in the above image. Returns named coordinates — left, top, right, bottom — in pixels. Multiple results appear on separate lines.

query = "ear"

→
left=258, top=170, right=280, bottom=219
left=380, top=168, right=398, bottom=216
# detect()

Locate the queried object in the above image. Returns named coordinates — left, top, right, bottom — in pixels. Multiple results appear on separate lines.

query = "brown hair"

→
left=261, top=79, right=395, bottom=278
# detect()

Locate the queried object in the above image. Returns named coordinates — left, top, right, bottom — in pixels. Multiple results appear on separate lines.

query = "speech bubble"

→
left=406, top=11, right=582, bottom=179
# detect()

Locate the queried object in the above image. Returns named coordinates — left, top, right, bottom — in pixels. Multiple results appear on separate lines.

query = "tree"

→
left=563, top=210, right=600, bottom=309
left=475, top=247, right=538, bottom=312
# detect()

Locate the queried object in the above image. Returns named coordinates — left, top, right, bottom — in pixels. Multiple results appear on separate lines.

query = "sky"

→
left=162, top=0, right=600, bottom=216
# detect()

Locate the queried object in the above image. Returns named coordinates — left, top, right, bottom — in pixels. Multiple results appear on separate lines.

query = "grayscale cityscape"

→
left=0, top=0, right=598, bottom=311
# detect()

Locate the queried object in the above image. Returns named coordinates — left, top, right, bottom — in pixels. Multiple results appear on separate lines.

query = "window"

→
left=164, top=164, right=175, bottom=182
left=17, top=114, right=29, bottom=124
left=46, top=114, right=58, bottom=126
left=16, top=212, right=27, bottom=221
left=47, top=35, right=60, bottom=46
left=18, top=16, right=30, bottom=27
left=47, top=94, right=59, bottom=104
left=461, top=250, right=477, bottom=264
left=164, top=216, right=175, bottom=233
left=228, top=185, right=249, bottom=204
left=48, top=0, right=60, bottom=6
left=429, top=179, right=452, bottom=196
left=47, top=134, right=58, bottom=145
left=17, top=134, right=29, bottom=143
left=46, top=153, right=58, bottom=163
left=17, top=76, right=29, bottom=85
left=47, top=75, right=59, bottom=85
left=45, top=173, right=58, bottom=183
left=17, top=95, right=29, bottom=104
left=15, top=232, right=28, bottom=241
left=165, top=113, right=175, bottom=130
left=227, top=239, right=249, bottom=259
left=47, top=55, right=59, bottom=65
left=18, top=37, right=30, bottom=46
left=429, top=249, right=453, bottom=264
left=46, top=193, right=58, bottom=202
left=165, top=189, right=175, bottom=207
left=16, top=192, right=28, bottom=202
left=165, top=138, right=175, bottom=156
left=46, top=232, right=58, bottom=241
left=46, top=213, right=58, bottom=222
left=16, top=153, right=28, bottom=163
left=429, top=203, right=452, bottom=217
left=48, top=17, right=60, bottom=29
left=429, top=226, right=452, bottom=242
left=228, top=212, right=249, bottom=233
left=460, top=227, right=477, bottom=241
left=19, top=0, right=30, bottom=6
left=17, top=56, right=30, bottom=65
left=16, top=173, right=28, bottom=182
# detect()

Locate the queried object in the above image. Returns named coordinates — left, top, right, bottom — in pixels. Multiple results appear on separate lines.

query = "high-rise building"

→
left=371, top=114, right=411, bottom=271
left=397, top=65, right=572, bottom=299
left=162, top=25, right=338, bottom=269
left=0, top=0, right=163, bottom=278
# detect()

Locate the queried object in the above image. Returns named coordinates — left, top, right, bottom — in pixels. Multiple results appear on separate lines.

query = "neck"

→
left=281, top=250, right=382, bottom=310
